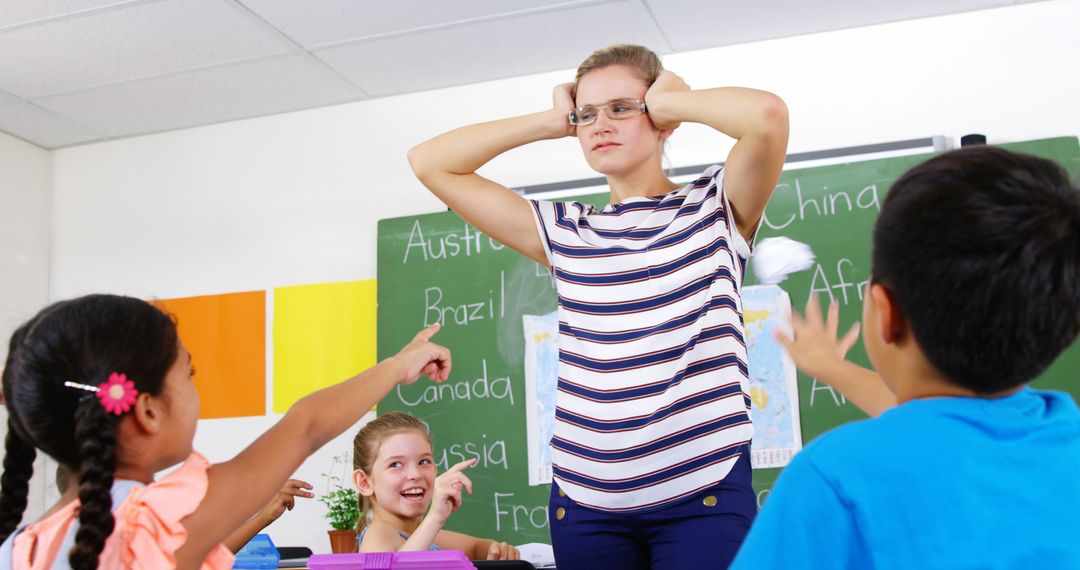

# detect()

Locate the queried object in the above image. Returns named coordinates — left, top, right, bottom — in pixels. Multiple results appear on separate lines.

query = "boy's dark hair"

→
left=0, top=295, right=178, bottom=569
left=873, top=146, right=1080, bottom=394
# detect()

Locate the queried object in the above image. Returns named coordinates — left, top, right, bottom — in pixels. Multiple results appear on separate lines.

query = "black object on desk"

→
left=473, top=561, right=538, bottom=569
left=276, top=546, right=312, bottom=568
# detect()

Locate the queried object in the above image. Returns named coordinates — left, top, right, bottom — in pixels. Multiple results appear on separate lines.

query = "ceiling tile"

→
left=0, top=0, right=1053, bottom=147
left=644, top=0, right=1025, bottom=50
left=312, top=0, right=669, bottom=97
left=32, top=54, right=364, bottom=138
left=0, top=0, right=293, bottom=98
left=0, top=98, right=104, bottom=149
left=0, top=0, right=138, bottom=29
left=238, top=0, right=600, bottom=47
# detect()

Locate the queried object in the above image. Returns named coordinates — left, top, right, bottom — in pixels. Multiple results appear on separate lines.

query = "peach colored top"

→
left=9, top=452, right=233, bottom=569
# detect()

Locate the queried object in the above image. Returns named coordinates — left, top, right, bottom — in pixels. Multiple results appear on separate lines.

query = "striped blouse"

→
left=528, top=165, right=755, bottom=511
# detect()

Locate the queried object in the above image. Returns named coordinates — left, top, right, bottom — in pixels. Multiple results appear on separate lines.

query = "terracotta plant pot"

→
left=327, top=529, right=357, bottom=554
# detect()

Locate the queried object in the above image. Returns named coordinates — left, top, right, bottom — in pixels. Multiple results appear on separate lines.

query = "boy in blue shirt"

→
left=732, top=146, right=1080, bottom=568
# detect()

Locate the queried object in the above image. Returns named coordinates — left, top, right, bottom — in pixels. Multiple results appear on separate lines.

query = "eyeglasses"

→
left=568, top=98, right=648, bottom=126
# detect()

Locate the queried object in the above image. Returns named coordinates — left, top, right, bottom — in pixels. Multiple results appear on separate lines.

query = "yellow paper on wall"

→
left=273, top=279, right=376, bottom=413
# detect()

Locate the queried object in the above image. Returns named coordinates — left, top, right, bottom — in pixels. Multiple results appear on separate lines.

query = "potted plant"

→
left=319, top=453, right=362, bottom=553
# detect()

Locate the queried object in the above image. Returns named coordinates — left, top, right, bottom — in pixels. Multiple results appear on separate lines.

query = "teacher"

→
left=408, top=44, right=788, bottom=569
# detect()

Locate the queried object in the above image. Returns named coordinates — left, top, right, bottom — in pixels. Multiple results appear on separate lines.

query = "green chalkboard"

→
left=377, top=136, right=1080, bottom=544
left=746, top=136, right=1080, bottom=496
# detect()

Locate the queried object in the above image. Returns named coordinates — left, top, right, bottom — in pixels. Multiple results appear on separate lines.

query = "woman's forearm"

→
left=647, top=86, right=787, bottom=141
left=409, top=110, right=565, bottom=181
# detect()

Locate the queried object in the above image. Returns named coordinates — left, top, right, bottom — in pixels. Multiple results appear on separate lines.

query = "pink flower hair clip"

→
left=97, top=373, right=138, bottom=415
left=64, top=372, right=139, bottom=415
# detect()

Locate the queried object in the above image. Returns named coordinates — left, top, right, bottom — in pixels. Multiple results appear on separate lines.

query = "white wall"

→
left=22, top=0, right=1080, bottom=554
left=0, top=129, right=54, bottom=523
left=49, top=0, right=1080, bottom=301
left=0, top=131, right=50, bottom=362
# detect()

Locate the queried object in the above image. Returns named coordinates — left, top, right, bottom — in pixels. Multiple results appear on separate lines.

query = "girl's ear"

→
left=130, top=392, right=164, bottom=435
left=659, top=128, right=674, bottom=141
left=354, top=469, right=375, bottom=497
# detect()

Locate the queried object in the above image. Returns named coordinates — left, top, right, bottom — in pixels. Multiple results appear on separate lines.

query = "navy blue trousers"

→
left=548, top=451, right=756, bottom=570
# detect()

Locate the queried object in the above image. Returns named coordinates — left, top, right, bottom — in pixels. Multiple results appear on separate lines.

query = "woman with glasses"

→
left=408, top=44, right=788, bottom=570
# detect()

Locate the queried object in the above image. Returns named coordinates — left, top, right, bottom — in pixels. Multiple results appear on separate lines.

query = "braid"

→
left=0, top=418, right=37, bottom=544
left=0, top=294, right=180, bottom=566
left=67, top=402, right=118, bottom=570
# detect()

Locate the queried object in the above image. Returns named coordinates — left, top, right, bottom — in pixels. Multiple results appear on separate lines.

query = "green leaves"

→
left=318, top=485, right=361, bottom=531
left=319, top=453, right=362, bottom=531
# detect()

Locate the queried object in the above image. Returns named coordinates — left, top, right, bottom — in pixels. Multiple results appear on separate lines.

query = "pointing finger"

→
left=413, top=322, right=441, bottom=343
left=446, top=457, right=478, bottom=473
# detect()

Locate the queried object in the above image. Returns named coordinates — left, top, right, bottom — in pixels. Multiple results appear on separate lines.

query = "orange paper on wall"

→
left=155, top=291, right=266, bottom=419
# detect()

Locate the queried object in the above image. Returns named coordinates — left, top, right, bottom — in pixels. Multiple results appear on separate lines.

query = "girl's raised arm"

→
left=176, top=326, right=450, bottom=568
left=408, top=85, right=577, bottom=267
left=436, top=530, right=519, bottom=561
left=396, top=458, right=476, bottom=552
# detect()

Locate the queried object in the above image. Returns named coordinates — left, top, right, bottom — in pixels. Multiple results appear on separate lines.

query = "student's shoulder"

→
left=528, top=197, right=595, bottom=221
left=360, top=522, right=407, bottom=551
left=1034, top=387, right=1080, bottom=419
left=796, top=407, right=925, bottom=471
left=679, top=165, right=724, bottom=196
left=114, top=452, right=211, bottom=524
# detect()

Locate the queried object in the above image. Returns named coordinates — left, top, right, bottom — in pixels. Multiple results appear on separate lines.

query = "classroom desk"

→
left=274, top=558, right=540, bottom=569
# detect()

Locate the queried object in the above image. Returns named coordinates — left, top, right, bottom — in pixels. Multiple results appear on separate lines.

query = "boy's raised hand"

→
left=430, top=458, right=477, bottom=524
left=392, top=323, right=452, bottom=384
left=775, top=294, right=861, bottom=379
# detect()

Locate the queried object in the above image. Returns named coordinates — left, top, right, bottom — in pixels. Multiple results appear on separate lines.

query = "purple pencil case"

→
left=306, top=550, right=476, bottom=569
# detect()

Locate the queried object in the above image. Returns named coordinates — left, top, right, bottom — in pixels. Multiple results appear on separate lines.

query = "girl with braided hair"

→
left=0, top=294, right=451, bottom=569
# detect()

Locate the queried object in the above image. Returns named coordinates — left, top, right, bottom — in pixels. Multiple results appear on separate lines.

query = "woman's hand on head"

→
left=485, top=541, right=520, bottom=560
left=391, top=324, right=452, bottom=384
left=549, top=83, right=577, bottom=139
left=429, top=457, right=477, bottom=524
left=644, top=70, right=690, bottom=131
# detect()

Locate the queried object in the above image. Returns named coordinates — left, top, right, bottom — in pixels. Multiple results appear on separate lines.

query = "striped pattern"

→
left=529, top=165, right=755, bottom=511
